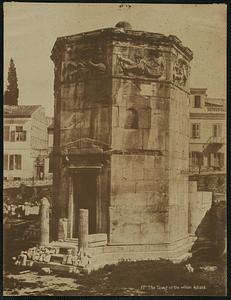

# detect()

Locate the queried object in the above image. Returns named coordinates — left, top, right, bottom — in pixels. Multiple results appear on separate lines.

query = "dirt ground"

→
left=3, top=215, right=227, bottom=296
left=3, top=257, right=227, bottom=296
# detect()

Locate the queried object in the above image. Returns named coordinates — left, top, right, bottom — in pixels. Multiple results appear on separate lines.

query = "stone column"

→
left=40, top=197, right=50, bottom=246
left=67, top=176, right=74, bottom=238
left=58, top=218, right=68, bottom=241
left=96, top=173, right=101, bottom=232
left=78, top=209, right=88, bottom=251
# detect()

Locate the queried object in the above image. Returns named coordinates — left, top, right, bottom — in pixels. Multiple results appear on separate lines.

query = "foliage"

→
left=4, top=58, right=19, bottom=106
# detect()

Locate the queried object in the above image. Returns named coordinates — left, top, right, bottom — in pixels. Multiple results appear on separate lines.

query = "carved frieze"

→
left=61, top=45, right=107, bottom=83
left=172, top=57, right=189, bottom=87
left=117, top=49, right=165, bottom=79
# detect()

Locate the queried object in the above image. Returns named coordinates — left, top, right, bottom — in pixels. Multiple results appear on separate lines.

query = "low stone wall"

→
left=4, top=184, right=52, bottom=206
left=189, top=173, right=226, bottom=194
left=4, top=177, right=52, bottom=189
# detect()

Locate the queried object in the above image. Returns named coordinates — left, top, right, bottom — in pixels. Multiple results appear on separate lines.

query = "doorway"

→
left=35, top=156, right=45, bottom=180
left=72, top=172, right=97, bottom=237
left=36, top=166, right=44, bottom=180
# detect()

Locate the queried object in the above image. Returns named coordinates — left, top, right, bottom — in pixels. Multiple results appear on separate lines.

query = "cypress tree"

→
left=4, top=58, right=19, bottom=105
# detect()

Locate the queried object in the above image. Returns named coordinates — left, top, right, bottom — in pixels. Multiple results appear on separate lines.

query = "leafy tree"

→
left=4, top=58, right=19, bottom=105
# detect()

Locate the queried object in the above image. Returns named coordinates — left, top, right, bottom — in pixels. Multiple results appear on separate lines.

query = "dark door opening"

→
left=73, top=172, right=97, bottom=237
left=36, top=165, right=44, bottom=180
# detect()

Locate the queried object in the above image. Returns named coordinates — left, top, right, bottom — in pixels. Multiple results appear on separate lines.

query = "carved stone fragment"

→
left=61, top=46, right=107, bottom=83
left=117, top=49, right=165, bottom=79
left=173, top=57, right=189, bottom=86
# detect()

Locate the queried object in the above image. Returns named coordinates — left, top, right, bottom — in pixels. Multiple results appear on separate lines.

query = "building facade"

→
left=47, top=117, right=54, bottom=153
left=189, top=88, right=226, bottom=173
left=4, top=105, right=49, bottom=180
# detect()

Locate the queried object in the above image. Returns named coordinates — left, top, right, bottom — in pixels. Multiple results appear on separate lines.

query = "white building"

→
left=4, top=105, right=49, bottom=180
left=47, top=118, right=54, bottom=153
left=189, top=88, right=226, bottom=173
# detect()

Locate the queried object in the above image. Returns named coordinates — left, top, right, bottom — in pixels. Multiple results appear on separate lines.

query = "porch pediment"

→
left=61, top=138, right=109, bottom=154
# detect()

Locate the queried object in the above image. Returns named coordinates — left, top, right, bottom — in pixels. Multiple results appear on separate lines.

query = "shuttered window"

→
left=4, top=126, right=10, bottom=141
left=191, top=123, right=200, bottom=138
left=4, top=154, right=8, bottom=170
left=213, top=124, right=222, bottom=137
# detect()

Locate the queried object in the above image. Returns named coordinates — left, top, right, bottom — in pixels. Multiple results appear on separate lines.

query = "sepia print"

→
left=3, top=3, right=227, bottom=296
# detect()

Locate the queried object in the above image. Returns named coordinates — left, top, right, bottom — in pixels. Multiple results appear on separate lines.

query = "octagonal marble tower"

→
left=51, top=22, right=193, bottom=259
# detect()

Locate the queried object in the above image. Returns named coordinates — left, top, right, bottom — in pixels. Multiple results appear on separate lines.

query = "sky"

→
left=4, top=3, right=227, bottom=117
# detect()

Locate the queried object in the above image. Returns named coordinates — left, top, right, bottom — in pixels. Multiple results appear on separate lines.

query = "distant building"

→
left=4, top=105, right=49, bottom=180
left=189, top=88, right=226, bottom=173
left=46, top=117, right=54, bottom=153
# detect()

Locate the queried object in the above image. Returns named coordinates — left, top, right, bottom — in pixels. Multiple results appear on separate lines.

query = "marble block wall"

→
left=51, top=23, right=193, bottom=246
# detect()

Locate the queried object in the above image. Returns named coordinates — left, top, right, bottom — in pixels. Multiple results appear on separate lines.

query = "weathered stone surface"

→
left=51, top=23, right=194, bottom=256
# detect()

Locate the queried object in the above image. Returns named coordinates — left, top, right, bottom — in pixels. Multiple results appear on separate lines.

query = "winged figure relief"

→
left=117, top=51, right=165, bottom=78
left=173, top=58, right=189, bottom=86
left=61, top=56, right=107, bottom=83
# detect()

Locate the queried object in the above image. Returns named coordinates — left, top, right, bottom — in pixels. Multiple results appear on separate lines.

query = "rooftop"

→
left=51, top=21, right=193, bottom=61
left=4, top=105, right=41, bottom=118
left=190, top=88, right=207, bottom=94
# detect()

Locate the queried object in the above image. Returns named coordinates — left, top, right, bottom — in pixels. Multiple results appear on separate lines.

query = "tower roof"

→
left=115, top=21, right=132, bottom=30
left=51, top=22, right=193, bottom=62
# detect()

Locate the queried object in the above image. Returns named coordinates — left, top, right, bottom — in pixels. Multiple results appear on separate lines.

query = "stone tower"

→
left=51, top=22, right=193, bottom=260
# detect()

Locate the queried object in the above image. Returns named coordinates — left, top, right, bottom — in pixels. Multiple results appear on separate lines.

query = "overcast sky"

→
left=4, top=3, right=227, bottom=116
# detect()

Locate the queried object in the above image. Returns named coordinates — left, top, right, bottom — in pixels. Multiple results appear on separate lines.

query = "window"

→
left=4, top=154, right=8, bottom=170
left=214, top=153, right=224, bottom=168
left=10, top=127, right=26, bottom=141
left=191, top=123, right=200, bottom=138
left=16, top=131, right=26, bottom=141
left=15, top=126, right=27, bottom=141
left=190, top=151, right=203, bottom=166
left=194, top=95, right=201, bottom=108
left=213, top=124, right=222, bottom=137
left=124, top=108, right=138, bottom=129
left=15, top=155, right=22, bottom=170
left=13, top=177, right=21, bottom=181
left=11, top=131, right=15, bottom=141
left=9, top=154, right=22, bottom=170
left=4, top=126, right=10, bottom=141
left=9, top=155, right=14, bottom=170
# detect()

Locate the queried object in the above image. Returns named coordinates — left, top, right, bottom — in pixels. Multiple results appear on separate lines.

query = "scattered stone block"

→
left=185, top=263, right=194, bottom=272
left=40, top=267, right=51, bottom=274
left=200, top=266, right=217, bottom=272
left=50, top=254, right=65, bottom=264
left=19, top=270, right=30, bottom=274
